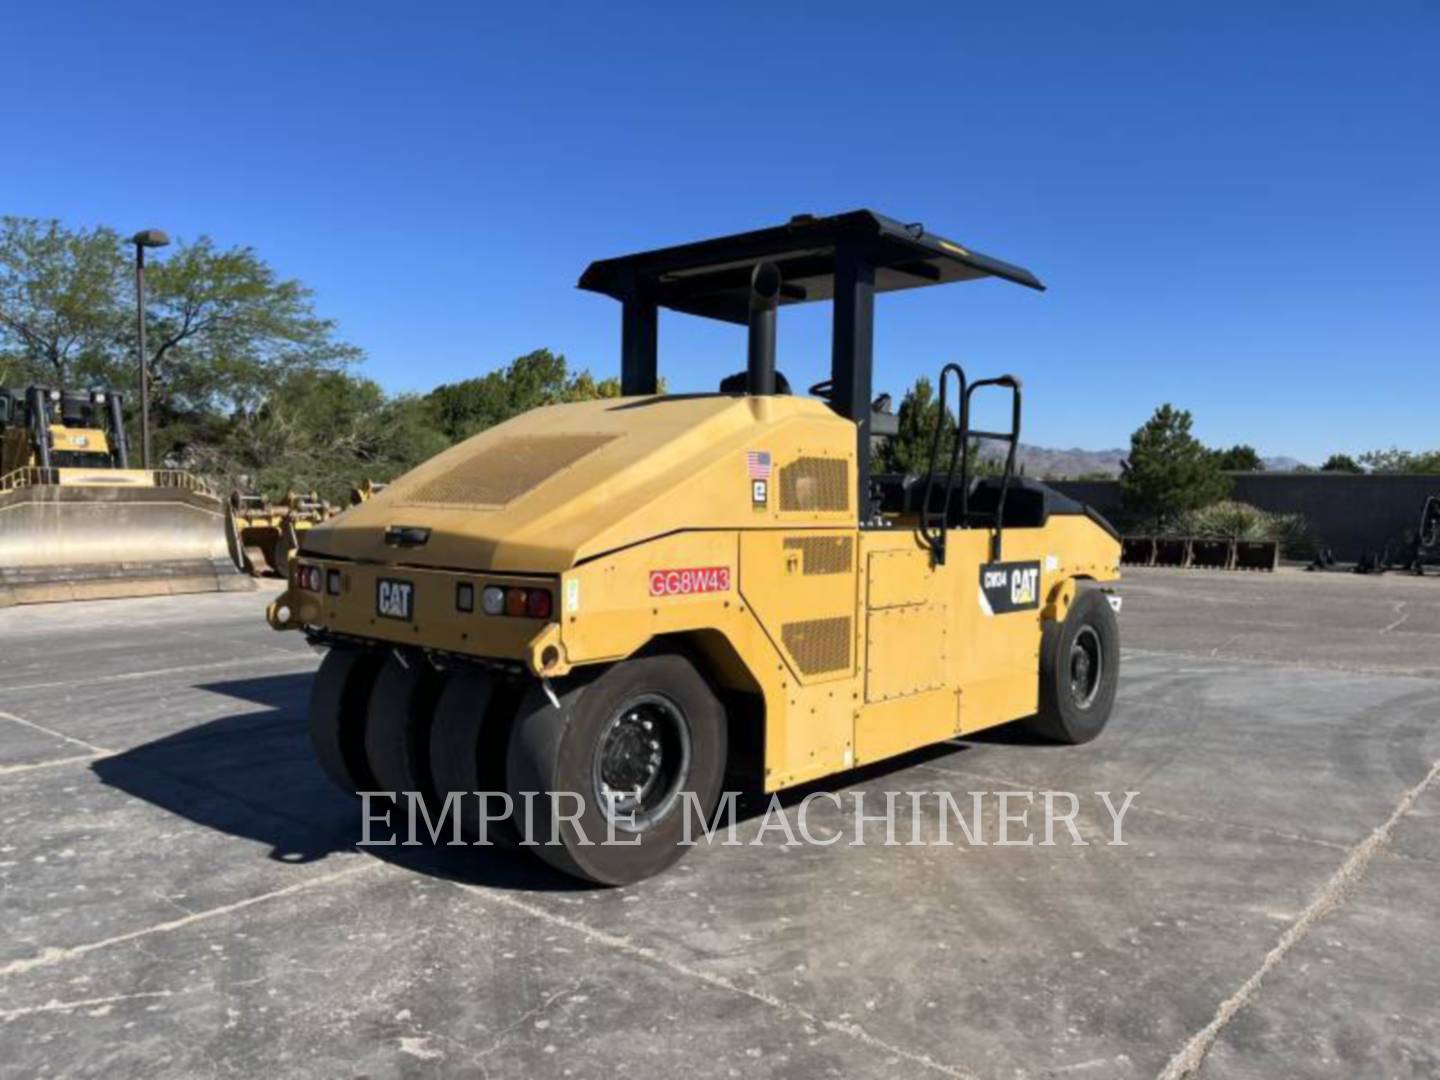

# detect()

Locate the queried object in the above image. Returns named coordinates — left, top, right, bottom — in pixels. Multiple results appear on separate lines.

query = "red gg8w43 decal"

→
left=648, top=566, right=731, bottom=597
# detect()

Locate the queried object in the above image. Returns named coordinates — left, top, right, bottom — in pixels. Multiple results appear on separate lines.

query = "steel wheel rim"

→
left=1069, top=626, right=1103, bottom=710
left=592, top=692, right=692, bottom=832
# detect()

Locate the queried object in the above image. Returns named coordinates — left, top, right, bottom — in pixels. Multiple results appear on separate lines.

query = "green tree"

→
left=1120, top=404, right=1231, bottom=530
left=874, top=375, right=987, bottom=477
left=1211, top=444, right=1264, bottom=471
left=1320, top=453, right=1363, bottom=473
left=0, top=219, right=364, bottom=473
left=0, top=216, right=645, bottom=502
left=133, top=236, right=362, bottom=429
left=1358, top=448, right=1440, bottom=474
left=877, top=376, right=946, bottom=474
left=212, top=369, right=448, bottom=501
left=0, top=217, right=127, bottom=388
left=426, top=349, right=620, bottom=442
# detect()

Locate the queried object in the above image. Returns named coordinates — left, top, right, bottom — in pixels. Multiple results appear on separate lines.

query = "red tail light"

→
left=470, top=584, right=557, bottom=619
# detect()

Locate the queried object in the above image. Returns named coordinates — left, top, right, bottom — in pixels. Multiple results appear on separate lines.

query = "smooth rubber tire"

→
left=428, top=671, right=524, bottom=846
left=1025, top=588, right=1120, bottom=744
left=309, top=648, right=385, bottom=795
left=364, top=653, right=446, bottom=809
left=506, top=654, right=727, bottom=886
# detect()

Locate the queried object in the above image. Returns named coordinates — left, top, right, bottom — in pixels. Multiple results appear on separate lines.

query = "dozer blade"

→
left=0, top=482, right=253, bottom=607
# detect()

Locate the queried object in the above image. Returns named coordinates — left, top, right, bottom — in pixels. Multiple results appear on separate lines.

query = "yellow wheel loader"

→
left=0, top=385, right=249, bottom=606
left=268, top=211, right=1122, bottom=884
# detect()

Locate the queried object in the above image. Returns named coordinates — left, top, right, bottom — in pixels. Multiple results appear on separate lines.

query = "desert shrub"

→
left=1177, top=500, right=1314, bottom=558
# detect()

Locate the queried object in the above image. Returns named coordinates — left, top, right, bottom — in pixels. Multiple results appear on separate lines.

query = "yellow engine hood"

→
left=301, top=394, right=855, bottom=573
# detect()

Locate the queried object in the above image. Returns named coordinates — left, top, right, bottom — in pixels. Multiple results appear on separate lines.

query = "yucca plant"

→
left=1177, top=500, right=1313, bottom=557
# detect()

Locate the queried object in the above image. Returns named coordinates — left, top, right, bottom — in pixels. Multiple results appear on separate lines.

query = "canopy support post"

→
left=831, top=243, right=875, bottom=525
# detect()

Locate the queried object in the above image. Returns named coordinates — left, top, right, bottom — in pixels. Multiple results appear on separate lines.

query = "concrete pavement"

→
left=0, top=568, right=1436, bottom=1078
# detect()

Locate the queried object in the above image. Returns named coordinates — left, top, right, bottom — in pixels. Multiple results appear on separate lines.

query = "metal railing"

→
left=0, top=467, right=58, bottom=493
left=150, top=470, right=218, bottom=496
left=919, top=364, right=1022, bottom=565
left=0, top=466, right=217, bottom=497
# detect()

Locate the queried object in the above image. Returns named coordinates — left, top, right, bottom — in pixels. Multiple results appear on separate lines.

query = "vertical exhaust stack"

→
left=746, top=261, right=782, bottom=395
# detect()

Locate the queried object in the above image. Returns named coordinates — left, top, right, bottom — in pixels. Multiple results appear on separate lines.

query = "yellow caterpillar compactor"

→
left=268, top=211, right=1122, bottom=884
left=0, top=385, right=248, bottom=606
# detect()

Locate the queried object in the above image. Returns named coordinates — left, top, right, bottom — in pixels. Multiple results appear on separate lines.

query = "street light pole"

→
left=130, top=229, right=170, bottom=470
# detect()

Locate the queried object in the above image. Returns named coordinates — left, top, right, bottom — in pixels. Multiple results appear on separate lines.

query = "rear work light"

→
left=475, top=584, right=554, bottom=619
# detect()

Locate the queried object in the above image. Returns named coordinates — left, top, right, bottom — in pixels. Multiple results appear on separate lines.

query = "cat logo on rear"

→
left=376, top=578, right=414, bottom=620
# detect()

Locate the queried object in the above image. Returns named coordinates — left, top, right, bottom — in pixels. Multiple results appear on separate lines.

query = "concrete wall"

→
left=1047, top=474, right=1439, bottom=562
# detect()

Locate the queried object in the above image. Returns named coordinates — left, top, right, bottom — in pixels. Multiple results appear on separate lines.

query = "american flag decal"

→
left=746, top=450, right=772, bottom=480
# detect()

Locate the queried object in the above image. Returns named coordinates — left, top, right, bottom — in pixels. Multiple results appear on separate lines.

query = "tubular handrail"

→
left=960, top=375, right=1022, bottom=561
left=916, top=367, right=1023, bottom=565
left=919, top=363, right=967, bottom=561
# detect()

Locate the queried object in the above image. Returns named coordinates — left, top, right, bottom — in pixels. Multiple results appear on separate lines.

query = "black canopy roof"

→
left=578, top=209, right=1044, bottom=324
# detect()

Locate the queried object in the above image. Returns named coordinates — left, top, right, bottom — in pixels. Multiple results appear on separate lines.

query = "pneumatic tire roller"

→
left=269, top=211, right=1123, bottom=885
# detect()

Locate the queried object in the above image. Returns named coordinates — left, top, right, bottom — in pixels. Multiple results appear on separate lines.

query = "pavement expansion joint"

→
left=1, top=651, right=317, bottom=696
left=0, top=751, right=112, bottom=776
left=0, top=709, right=113, bottom=756
left=1155, top=755, right=1440, bottom=1080
left=0, top=860, right=380, bottom=980
left=454, top=881, right=987, bottom=1080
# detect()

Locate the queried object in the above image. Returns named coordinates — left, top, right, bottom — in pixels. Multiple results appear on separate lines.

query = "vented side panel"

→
left=403, top=434, right=617, bottom=507
left=783, top=535, right=854, bottom=575
left=781, top=616, right=852, bottom=675
left=779, top=458, right=849, bottom=513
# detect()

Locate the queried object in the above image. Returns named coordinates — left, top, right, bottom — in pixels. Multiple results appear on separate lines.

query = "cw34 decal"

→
left=978, top=560, right=1041, bottom=616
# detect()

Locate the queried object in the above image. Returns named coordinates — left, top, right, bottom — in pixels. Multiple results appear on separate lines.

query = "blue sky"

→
left=3, top=2, right=1435, bottom=462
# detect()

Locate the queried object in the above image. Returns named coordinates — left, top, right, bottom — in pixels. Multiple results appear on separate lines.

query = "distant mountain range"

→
left=976, top=445, right=1309, bottom=479
left=974, top=444, right=1127, bottom=478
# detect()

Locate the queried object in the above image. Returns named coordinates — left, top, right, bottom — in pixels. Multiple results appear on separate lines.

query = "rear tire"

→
left=429, top=671, right=524, bottom=846
left=506, top=653, right=728, bottom=886
left=364, top=653, right=446, bottom=810
left=1025, top=588, right=1120, bottom=744
left=309, top=648, right=384, bottom=795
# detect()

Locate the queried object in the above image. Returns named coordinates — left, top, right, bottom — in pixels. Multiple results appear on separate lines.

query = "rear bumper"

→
left=267, top=556, right=560, bottom=673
